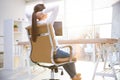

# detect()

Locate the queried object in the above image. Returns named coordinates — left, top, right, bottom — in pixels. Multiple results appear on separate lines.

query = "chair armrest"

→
left=52, top=45, right=74, bottom=66
left=58, top=45, right=73, bottom=62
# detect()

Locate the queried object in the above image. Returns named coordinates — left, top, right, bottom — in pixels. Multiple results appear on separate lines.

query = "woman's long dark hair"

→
left=32, top=4, right=45, bottom=42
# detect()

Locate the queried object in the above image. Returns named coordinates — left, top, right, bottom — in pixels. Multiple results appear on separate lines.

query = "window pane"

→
left=93, top=7, right=112, bottom=24
left=65, top=0, right=92, bottom=26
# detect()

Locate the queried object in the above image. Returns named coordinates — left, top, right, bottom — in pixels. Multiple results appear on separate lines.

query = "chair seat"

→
left=54, top=57, right=76, bottom=63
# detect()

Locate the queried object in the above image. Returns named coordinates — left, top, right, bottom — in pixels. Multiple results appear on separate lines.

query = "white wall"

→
left=0, top=0, right=26, bottom=52
left=112, top=1, right=120, bottom=38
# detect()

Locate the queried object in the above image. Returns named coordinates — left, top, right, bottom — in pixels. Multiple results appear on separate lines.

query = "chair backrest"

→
left=26, top=24, right=57, bottom=63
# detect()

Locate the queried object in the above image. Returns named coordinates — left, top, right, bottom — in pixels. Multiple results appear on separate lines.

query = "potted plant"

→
left=14, top=24, right=18, bottom=31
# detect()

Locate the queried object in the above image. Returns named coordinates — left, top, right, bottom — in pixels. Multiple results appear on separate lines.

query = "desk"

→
left=18, top=38, right=117, bottom=62
left=18, top=38, right=118, bottom=45
left=58, top=38, right=118, bottom=44
left=18, top=38, right=118, bottom=62
left=58, top=38, right=118, bottom=80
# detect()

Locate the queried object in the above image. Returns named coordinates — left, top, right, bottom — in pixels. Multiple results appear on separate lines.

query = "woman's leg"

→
left=63, top=62, right=77, bottom=78
left=55, top=49, right=77, bottom=78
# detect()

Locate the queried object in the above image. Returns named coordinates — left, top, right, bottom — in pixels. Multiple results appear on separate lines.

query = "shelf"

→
left=4, top=19, right=28, bottom=70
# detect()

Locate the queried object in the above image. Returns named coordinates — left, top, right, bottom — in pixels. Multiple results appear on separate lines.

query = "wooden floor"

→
left=0, top=61, right=120, bottom=80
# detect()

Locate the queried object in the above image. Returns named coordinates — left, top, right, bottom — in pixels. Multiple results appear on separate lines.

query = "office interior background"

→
left=0, top=0, right=120, bottom=80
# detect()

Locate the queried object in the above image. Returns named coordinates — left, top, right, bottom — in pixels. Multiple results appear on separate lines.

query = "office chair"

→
left=26, top=23, right=74, bottom=80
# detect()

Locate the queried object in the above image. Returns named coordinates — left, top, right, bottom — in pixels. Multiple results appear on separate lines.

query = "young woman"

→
left=32, top=4, right=81, bottom=80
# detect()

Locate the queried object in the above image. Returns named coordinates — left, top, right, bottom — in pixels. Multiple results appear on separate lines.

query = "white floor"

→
left=0, top=61, right=120, bottom=80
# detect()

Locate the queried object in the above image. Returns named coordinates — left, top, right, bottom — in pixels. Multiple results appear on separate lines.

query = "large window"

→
left=64, top=0, right=113, bottom=39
